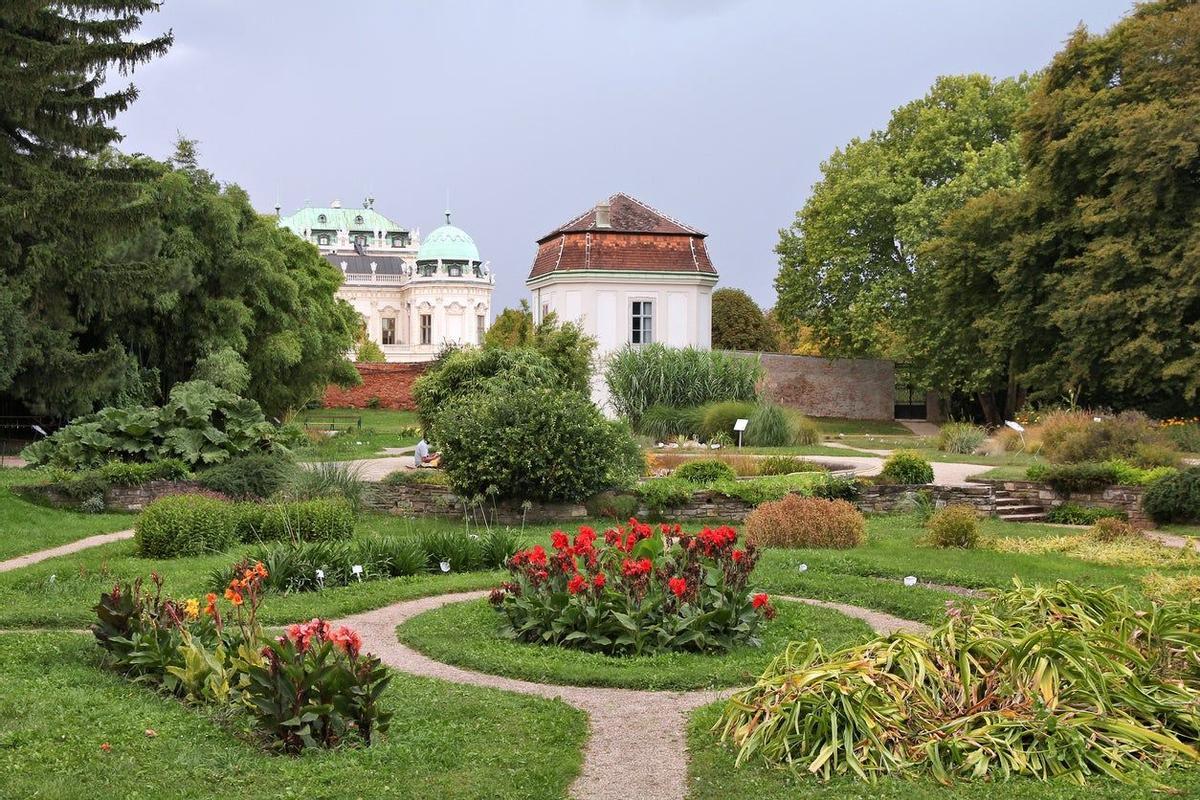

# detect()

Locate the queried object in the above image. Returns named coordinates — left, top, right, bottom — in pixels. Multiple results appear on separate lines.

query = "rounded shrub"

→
left=926, top=505, right=979, bottom=549
left=135, top=495, right=237, bottom=558
left=879, top=450, right=934, bottom=485
left=1142, top=467, right=1200, bottom=523
left=744, top=403, right=790, bottom=447
left=1089, top=517, right=1140, bottom=543
left=743, top=495, right=866, bottom=549
left=433, top=378, right=640, bottom=502
left=673, top=459, right=737, bottom=484
left=936, top=422, right=987, bottom=454
left=197, top=453, right=296, bottom=499
left=699, top=400, right=756, bottom=441
left=788, top=413, right=820, bottom=446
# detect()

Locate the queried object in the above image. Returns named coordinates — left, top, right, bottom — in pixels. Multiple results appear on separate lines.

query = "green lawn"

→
left=686, top=703, right=1199, bottom=800
left=0, top=632, right=585, bottom=800
left=0, top=468, right=133, bottom=560
left=972, top=464, right=1032, bottom=481
left=294, top=407, right=421, bottom=461
left=811, top=417, right=914, bottom=437
left=395, top=597, right=873, bottom=691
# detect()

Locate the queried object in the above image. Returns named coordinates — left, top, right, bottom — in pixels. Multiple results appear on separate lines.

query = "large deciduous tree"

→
left=710, top=288, right=778, bottom=352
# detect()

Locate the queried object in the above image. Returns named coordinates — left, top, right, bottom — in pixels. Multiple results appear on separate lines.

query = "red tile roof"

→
left=528, top=193, right=717, bottom=280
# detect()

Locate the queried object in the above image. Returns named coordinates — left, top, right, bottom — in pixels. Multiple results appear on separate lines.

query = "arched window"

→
left=317, top=214, right=327, bottom=224
left=354, top=215, right=364, bottom=224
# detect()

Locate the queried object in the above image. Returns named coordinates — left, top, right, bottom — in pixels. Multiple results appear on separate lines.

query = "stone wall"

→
left=755, top=353, right=894, bottom=420
left=982, top=479, right=1152, bottom=528
left=18, top=480, right=212, bottom=513
left=856, top=483, right=995, bottom=515
left=322, top=362, right=426, bottom=411
left=362, top=482, right=590, bottom=524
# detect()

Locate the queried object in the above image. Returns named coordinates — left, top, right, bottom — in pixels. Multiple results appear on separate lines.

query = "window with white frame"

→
left=420, top=314, right=432, bottom=345
left=317, top=234, right=329, bottom=246
left=381, top=317, right=396, bottom=345
left=631, top=300, right=654, bottom=345
left=476, top=314, right=486, bottom=342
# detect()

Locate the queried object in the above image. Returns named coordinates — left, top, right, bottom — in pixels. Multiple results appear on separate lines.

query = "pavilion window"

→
left=420, top=314, right=432, bottom=345
left=381, top=317, right=396, bottom=345
left=476, top=314, right=486, bottom=343
left=631, top=300, right=654, bottom=345
left=317, top=234, right=329, bottom=246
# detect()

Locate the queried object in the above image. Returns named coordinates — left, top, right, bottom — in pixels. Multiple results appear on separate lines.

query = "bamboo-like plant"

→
left=603, top=344, right=762, bottom=423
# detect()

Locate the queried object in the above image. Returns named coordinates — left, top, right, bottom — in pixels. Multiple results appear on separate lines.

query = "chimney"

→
left=595, top=202, right=611, bottom=229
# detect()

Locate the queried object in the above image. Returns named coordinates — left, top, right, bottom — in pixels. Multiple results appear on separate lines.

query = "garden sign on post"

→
left=734, top=418, right=748, bottom=448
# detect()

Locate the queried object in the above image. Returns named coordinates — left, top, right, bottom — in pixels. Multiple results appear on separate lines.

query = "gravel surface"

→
left=335, top=589, right=927, bottom=800
left=0, top=529, right=134, bottom=573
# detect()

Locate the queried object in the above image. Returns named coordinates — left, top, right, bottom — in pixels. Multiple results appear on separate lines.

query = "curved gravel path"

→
left=0, top=529, right=133, bottom=573
left=334, top=589, right=928, bottom=800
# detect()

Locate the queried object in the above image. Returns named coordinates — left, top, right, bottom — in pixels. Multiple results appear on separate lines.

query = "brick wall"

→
left=755, top=353, right=894, bottom=420
left=322, top=362, right=427, bottom=410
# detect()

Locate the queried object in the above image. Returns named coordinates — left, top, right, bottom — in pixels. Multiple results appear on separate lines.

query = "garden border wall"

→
left=16, top=479, right=213, bottom=513
left=971, top=479, right=1152, bottom=528
left=754, top=353, right=895, bottom=421
left=321, top=362, right=426, bottom=410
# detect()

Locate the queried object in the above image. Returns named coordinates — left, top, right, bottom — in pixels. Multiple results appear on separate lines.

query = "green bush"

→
left=636, top=405, right=704, bottom=441
left=1040, top=410, right=1177, bottom=466
left=1030, top=460, right=1175, bottom=493
left=282, top=461, right=364, bottom=512
left=1142, top=467, right=1200, bottom=523
left=787, top=412, right=820, bottom=446
left=197, top=453, right=295, bottom=499
left=744, top=403, right=791, bottom=447
left=603, top=344, right=762, bottom=423
left=1044, top=504, right=1126, bottom=525
left=1162, top=422, right=1200, bottom=453
left=757, top=456, right=819, bottom=476
left=135, top=495, right=238, bottom=558
left=22, top=380, right=282, bottom=469
left=699, top=400, right=756, bottom=441
left=811, top=475, right=862, bottom=501
left=412, top=347, right=562, bottom=434
left=45, top=459, right=191, bottom=499
left=433, top=378, right=638, bottom=502
left=879, top=450, right=933, bottom=484
left=584, top=491, right=640, bottom=520
left=936, top=422, right=987, bottom=454
left=673, top=459, right=737, bottom=484
left=926, top=505, right=979, bottom=548
left=381, top=469, right=450, bottom=486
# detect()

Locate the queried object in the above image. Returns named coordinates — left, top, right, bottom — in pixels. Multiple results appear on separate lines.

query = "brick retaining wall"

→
left=755, top=353, right=894, bottom=420
left=322, top=362, right=426, bottom=410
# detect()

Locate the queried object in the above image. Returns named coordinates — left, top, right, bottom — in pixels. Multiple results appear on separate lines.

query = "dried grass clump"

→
left=990, top=533, right=1197, bottom=568
left=743, top=495, right=865, bottom=549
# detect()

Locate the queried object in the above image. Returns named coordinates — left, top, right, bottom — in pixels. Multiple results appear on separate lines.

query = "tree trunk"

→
left=978, top=392, right=1002, bottom=427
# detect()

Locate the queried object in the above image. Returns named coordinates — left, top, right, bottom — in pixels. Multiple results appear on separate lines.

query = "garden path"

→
left=1145, top=530, right=1200, bottom=552
left=334, top=589, right=928, bottom=800
left=0, top=529, right=133, bottom=573
left=805, top=450, right=994, bottom=486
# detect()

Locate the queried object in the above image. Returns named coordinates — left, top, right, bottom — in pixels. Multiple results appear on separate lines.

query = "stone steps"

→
left=993, top=489, right=1047, bottom=522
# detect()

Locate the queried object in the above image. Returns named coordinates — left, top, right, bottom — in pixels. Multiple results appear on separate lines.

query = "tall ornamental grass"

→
left=604, top=344, right=761, bottom=422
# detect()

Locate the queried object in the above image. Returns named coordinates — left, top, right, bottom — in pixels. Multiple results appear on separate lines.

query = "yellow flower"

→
left=184, top=598, right=200, bottom=621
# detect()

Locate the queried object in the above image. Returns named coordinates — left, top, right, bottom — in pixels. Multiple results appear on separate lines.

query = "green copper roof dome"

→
left=417, top=211, right=480, bottom=263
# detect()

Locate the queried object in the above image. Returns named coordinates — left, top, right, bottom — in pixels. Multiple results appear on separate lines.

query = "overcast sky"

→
left=115, top=0, right=1132, bottom=310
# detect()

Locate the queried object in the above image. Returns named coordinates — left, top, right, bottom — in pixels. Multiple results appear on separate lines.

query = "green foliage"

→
left=1143, top=467, right=1200, bottom=524
left=355, top=339, right=387, bottom=363
left=45, top=459, right=191, bottom=499
left=744, top=495, right=866, bottom=549
left=412, top=347, right=561, bottom=433
left=492, top=521, right=774, bottom=656
left=135, top=495, right=238, bottom=558
left=483, top=300, right=597, bottom=394
left=197, top=453, right=296, bottom=499
left=1163, top=422, right=1200, bottom=453
left=710, top=288, right=778, bottom=352
left=281, top=461, right=365, bottom=513
left=719, top=580, right=1200, bottom=785
left=191, top=347, right=251, bottom=394
left=925, top=505, right=980, bottom=548
left=1089, top=517, right=1139, bottom=544
left=745, top=403, right=789, bottom=447
left=635, top=405, right=704, bottom=441
left=757, top=456, right=815, bottom=476
left=433, top=378, right=638, bottom=502
left=1045, top=504, right=1126, bottom=525
left=1031, top=461, right=1175, bottom=493
left=936, top=422, right=987, bottom=454
left=603, top=344, right=762, bottom=423
left=584, top=491, right=640, bottom=520
left=632, top=478, right=695, bottom=513
left=787, top=412, right=820, bottom=446
left=811, top=475, right=862, bottom=501
left=1041, top=411, right=1177, bottom=466
left=381, top=469, right=450, bottom=486
left=878, top=450, right=933, bottom=485
left=699, top=400, right=757, bottom=441
left=239, top=499, right=355, bottom=545
left=21, top=381, right=283, bottom=469
left=673, top=459, right=737, bottom=484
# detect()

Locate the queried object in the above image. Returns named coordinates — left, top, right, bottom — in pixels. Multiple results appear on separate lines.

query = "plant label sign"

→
left=733, top=419, right=749, bottom=432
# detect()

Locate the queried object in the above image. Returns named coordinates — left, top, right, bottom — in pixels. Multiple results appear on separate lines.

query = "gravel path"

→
left=1145, top=530, right=1200, bottom=552
left=335, top=589, right=928, bottom=800
left=0, top=529, right=134, bottom=573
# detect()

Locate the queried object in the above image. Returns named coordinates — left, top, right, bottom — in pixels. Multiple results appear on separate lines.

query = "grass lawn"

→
left=395, top=597, right=873, bottom=691
left=294, top=407, right=421, bottom=461
left=0, top=632, right=585, bottom=800
left=0, top=468, right=133, bottom=560
left=811, top=417, right=913, bottom=437
left=686, top=703, right=1199, bottom=799
left=972, top=465, right=1032, bottom=481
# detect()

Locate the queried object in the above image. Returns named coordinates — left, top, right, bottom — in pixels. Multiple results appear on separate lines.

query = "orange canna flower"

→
left=254, top=562, right=268, bottom=579
left=224, top=587, right=244, bottom=606
left=204, top=592, right=218, bottom=616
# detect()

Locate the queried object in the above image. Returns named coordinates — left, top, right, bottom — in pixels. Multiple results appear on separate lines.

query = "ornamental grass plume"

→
left=717, top=580, right=1200, bottom=787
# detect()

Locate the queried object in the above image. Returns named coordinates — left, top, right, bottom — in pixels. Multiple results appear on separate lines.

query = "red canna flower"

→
left=731, top=549, right=744, bottom=563
left=551, top=530, right=569, bottom=551
left=752, top=593, right=770, bottom=609
left=668, top=577, right=687, bottom=598
left=593, top=572, right=607, bottom=590
left=567, top=574, right=587, bottom=594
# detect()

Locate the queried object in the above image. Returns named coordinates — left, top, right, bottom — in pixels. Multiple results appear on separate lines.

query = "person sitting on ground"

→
left=413, top=438, right=441, bottom=469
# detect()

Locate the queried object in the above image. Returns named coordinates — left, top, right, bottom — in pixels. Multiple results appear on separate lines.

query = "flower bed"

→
left=489, top=519, right=775, bottom=656
left=92, top=565, right=390, bottom=752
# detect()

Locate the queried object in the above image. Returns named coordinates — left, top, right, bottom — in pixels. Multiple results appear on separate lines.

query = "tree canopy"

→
left=483, top=300, right=597, bottom=393
left=711, top=289, right=778, bottom=352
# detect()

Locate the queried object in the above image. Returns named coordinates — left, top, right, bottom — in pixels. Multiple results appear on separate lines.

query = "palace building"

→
left=279, top=199, right=494, bottom=363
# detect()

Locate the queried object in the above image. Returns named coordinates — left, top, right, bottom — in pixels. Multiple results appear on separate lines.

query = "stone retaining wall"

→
left=17, top=480, right=211, bottom=512
left=978, top=479, right=1152, bottom=528
left=856, top=483, right=995, bottom=515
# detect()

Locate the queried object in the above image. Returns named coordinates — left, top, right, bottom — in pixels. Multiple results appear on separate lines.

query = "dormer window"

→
left=419, top=264, right=436, bottom=277
left=391, top=236, right=403, bottom=248
left=354, top=215, right=364, bottom=224
left=317, top=214, right=327, bottom=224
left=354, top=235, right=366, bottom=246
left=317, top=234, right=330, bottom=245
left=448, top=264, right=462, bottom=277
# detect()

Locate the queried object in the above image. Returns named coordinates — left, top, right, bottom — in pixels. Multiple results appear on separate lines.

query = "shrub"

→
left=699, top=400, right=756, bottom=441
left=1142, top=467, right=1200, bottom=523
left=744, top=403, right=791, bottom=447
left=1031, top=462, right=1119, bottom=493
left=757, top=456, right=812, bottom=476
left=936, top=422, right=987, bottom=454
left=45, top=459, right=191, bottom=499
left=210, top=536, right=426, bottom=592
left=787, top=411, right=820, bottom=446
left=603, top=344, right=762, bottom=423
left=743, top=495, right=865, bottom=549
left=878, top=450, right=933, bottom=484
left=632, top=477, right=695, bottom=514
left=381, top=469, right=450, bottom=486
left=635, top=405, right=703, bottom=441
left=1162, top=422, right=1200, bottom=453
left=717, top=581, right=1200, bottom=784
left=22, top=380, right=283, bottom=469
left=1089, top=517, right=1139, bottom=543
left=433, top=378, right=638, bottom=502
left=197, top=453, right=295, bottom=499
left=412, top=347, right=562, bottom=434
left=811, top=475, right=862, bottom=501
left=1045, top=504, right=1126, bottom=525
left=490, top=520, right=775, bottom=655
left=135, top=495, right=238, bottom=558
left=926, top=505, right=979, bottom=548
left=1040, top=409, right=1176, bottom=465
left=282, top=461, right=364, bottom=512
left=673, top=459, right=737, bottom=484
left=584, top=491, right=640, bottom=520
